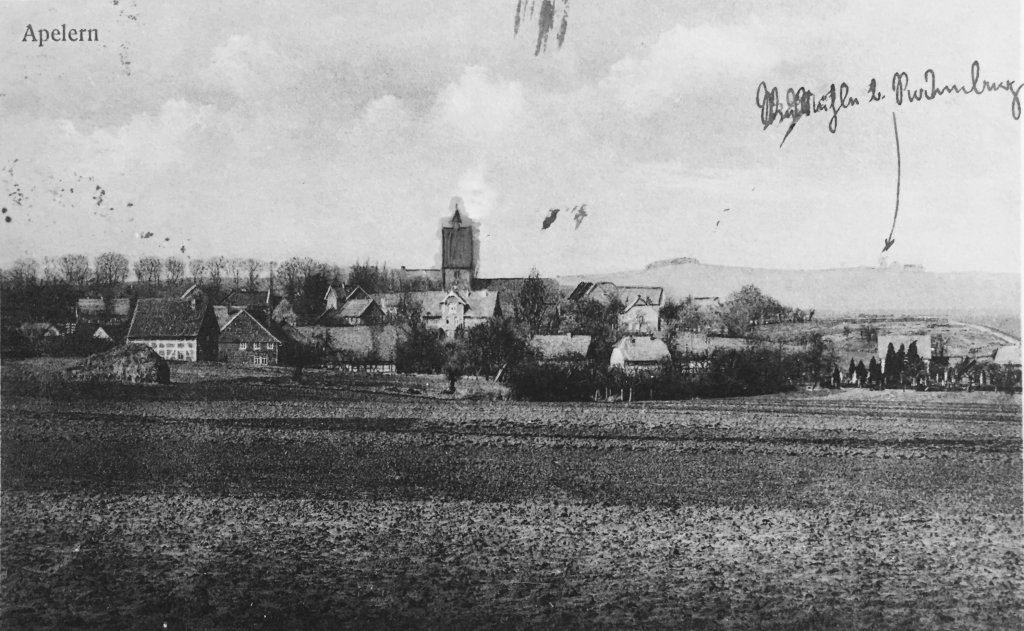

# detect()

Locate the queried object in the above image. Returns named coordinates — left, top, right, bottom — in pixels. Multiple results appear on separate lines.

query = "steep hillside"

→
left=561, top=261, right=1020, bottom=325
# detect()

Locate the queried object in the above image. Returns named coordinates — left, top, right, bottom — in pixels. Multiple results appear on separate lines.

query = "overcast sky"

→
left=0, top=0, right=1019, bottom=276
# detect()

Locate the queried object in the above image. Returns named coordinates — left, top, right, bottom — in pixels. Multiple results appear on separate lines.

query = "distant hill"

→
left=561, top=260, right=1021, bottom=322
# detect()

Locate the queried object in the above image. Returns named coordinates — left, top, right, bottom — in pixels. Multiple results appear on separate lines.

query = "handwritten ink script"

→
left=757, top=61, right=1022, bottom=145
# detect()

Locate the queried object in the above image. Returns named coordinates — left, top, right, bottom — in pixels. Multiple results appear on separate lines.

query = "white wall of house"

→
left=620, top=305, right=660, bottom=333
left=133, top=339, right=197, bottom=361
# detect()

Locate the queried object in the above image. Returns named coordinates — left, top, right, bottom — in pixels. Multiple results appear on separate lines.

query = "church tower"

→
left=441, top=197, right=474, bottom=290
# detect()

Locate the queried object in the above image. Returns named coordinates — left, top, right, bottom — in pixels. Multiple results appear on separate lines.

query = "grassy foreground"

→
left=1, top=362, right=1021, bottom=629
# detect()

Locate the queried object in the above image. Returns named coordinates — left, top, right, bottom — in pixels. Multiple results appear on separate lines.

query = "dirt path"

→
left=949, top=320, right=1021, bottom=345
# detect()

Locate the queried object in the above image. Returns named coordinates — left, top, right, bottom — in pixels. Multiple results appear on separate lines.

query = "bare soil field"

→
left=1, top=362, right=1021, bottom=630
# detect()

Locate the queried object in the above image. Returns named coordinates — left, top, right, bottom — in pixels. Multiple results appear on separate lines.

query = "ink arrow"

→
left=883, top=112, right=900, bottom=252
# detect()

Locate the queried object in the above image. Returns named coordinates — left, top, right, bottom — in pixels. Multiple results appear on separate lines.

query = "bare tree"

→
left=243, top=258, right=264, bottom=291
left=165, top=257, right=185, bottom=284
left=134, top=256, right=164, bottom=286
left=206, top=256, right=227, bottom=288
left=6, top=257, right=39, bottom=287
left=42, top=257, right=61, bottom=285
left=226, top=257, right=244, bottom=291
left=189, top=258, right=208, bottom=284
left=57, top=254, right=91, bottom=287
left=278, top=257, right=304, bottom=298
left=266, top=260, right=278, bottom=294
left=95, top=252, right=129, bottom=286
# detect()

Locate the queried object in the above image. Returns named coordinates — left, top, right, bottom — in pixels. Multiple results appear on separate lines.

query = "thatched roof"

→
left=291, top=325, right=407, bottom=362
left=613, top=336, right=671, bottom=363
left=673, top=332, right=746, bottom=357
left=530, top=334, right=592, bottom=361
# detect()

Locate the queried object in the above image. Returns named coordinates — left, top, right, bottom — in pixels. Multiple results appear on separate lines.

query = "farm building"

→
left=218, top=310, right=284, bottom=366
left=223, top=289, right=280, bottom=317
left=568, top=282, right=664, bottom=333
left=530, top=334, right=592, bottom=362
left=76, top=297, right=132, bottom=324
left=316, top=296, right=386, bottom=327
left=610, top=336, right=672, bottom=371
left=90, top=324, right=126, bottom=343
left=126, top=291, right=219, bottom=362
left=373, top=288, right=501, bottom=339
left=290, top=325, right=406, bottom=372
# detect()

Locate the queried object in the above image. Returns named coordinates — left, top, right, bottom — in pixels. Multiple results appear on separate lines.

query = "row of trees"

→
left=3, top=254, right=270, bottom=292
left=659, top=285, right=815, bottom=339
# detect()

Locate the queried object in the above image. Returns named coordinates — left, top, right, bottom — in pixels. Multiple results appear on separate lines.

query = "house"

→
left=90, top=323, right=126, bottom=343
left=427, top=289, right=500, bottom=338
left=76, top=297, right=132, bottom=322
left=529, top=334, right=592, bottom=362
left=223, top=289, right=279, bottom=316
left=568, top=281, right=665, bottom=333
left=372, top=288, right=501, bottom=339
left=610, top=336, right=671, bottom=371
left=291, top=325, right=406, bottom=372
left=316, top=287, right=386, bottom=327
left=126, top=290, right=219, bottom=362
left=218, top=309, right=284, bottom=366
left=324, top=285, right=370, bottom=311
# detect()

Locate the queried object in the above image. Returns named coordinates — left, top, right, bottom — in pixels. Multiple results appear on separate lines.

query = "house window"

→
left=253, top=342, right=261, bottom=350
left=253, top=355, right=268, bottom=366
left=239, top=342, right=247, bottom=350
left=265, top=343, right=274, bottom=350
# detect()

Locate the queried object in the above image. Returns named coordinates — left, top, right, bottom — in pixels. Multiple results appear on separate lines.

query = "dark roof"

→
left=338, top=298, right=378, bottom=318
left=292, top=325, right=407, bottom=362
left=530, top=334, right=592, bottom=361
left=127, top=295, right=212, bottom=339
left=224, top=289, right=277, bottom=308
left=569, top=282, right=663, bottom=306
left=219, top=310, right=282, bottom=344
left=472, top=277, right=562, bottom=305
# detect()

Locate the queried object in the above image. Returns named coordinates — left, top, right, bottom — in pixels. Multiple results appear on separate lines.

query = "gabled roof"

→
left=219, top=309, right=282, bottom=344
left=613, top=336, right=671, bottom=363
left=338, top=298, right=380, bottom=319
left=568, top=282, right=663, bottom=307
left=291, top=325, right=407, bottom=361
left=344, top=286, right=372, bottom=302
left=530, top=334, right=592, bottom=361
left=127, top=294, right=212, bottom=339
left=224, top=289, right=276, bottom=308
left=616, top=286, right=663, bottom=306
left=373, top=290, right=499, bottom=319
left=472, top=277, right=562, bottom=305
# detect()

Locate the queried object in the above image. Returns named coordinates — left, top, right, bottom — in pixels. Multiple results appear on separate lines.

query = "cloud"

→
left=434, top=66, right=527, bottom=138
left=201, top=34, right=294, bottom=97
left=456, top=164, right=498, bottom=221
left=600, top=20, right=781, bottom=115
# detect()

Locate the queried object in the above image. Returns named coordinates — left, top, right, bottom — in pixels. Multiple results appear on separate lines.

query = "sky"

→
left=0, top=0, right=1020, bottom=277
